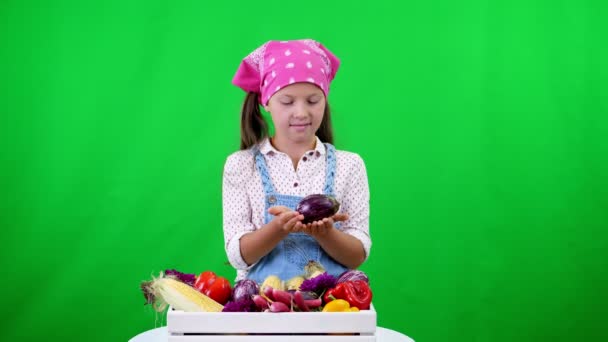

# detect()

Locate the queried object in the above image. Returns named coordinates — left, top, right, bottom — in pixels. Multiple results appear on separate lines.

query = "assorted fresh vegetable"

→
left=140, top=263, right=373, bottom=314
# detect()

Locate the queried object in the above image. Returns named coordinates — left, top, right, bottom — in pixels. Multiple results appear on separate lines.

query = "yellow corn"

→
left=304, top=260, right=326, bottom=279
left=285, top=275, right=305, bottom=291
left=153, top=278, right=223, bottom=312
left=259, top=275, right=284, bottom=294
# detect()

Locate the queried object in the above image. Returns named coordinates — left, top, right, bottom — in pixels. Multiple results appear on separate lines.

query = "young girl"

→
left=223, top=39, right=371, bottom=283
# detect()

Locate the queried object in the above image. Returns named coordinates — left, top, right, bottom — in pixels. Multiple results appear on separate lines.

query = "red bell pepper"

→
left=194, top=271, right=232, bottom=305
left=323, top=280, right=372, bottom=310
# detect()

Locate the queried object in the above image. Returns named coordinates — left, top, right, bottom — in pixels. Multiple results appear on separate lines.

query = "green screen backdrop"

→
left=1, top=1, right=607, bottom=341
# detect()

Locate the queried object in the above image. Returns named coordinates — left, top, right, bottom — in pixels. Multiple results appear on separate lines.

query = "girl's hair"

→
left=240, top=92, right=334, bottom=150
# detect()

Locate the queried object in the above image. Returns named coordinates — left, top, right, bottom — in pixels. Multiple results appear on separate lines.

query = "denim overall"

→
left=246, top=143, right=348, bottom=283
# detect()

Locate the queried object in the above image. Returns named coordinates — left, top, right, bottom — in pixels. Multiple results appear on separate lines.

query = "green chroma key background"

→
left=1, top=1, right=606, bottom=341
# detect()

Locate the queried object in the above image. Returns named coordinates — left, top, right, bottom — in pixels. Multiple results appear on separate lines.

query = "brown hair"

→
left=240, top=92, right=334, bottom=150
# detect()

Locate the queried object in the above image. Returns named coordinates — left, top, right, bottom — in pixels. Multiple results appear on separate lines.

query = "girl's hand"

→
left=268, top=206, right=305, bottom=233
left=302, top=213, right=349, bottom=237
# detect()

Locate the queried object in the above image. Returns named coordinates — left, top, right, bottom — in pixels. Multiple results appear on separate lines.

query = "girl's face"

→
left=264, top=82, right=326, bottom=145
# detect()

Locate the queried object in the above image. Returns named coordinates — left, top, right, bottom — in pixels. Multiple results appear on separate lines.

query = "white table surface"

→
left=130, top=326, right=414, bottom=342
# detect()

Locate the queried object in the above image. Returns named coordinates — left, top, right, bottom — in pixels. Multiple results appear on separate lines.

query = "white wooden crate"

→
left=167, top=304, right=377, bottom=342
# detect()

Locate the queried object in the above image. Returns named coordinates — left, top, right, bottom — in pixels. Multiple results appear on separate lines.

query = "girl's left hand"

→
left=302, top=213, right=349, bottom=237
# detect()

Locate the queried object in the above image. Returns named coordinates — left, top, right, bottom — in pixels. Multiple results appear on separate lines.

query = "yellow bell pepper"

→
left=322, top=299, right=359, bottom=312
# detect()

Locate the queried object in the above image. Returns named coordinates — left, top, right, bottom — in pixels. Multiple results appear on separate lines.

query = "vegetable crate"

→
left=166, top=304, right=377, bottom=341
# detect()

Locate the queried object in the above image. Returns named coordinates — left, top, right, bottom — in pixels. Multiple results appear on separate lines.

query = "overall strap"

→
left=253, top=148, right=276, bottom=195
left=322, top=143, right=337, bottom=195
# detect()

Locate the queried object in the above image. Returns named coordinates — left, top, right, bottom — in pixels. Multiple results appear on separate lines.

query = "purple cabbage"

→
left=336, top=270, right=369, bottom=284
left=231, top=279, right=260, bottom=302
left=164, top=269, right=196, bottom=286
left=222, top=298, right=258, bottom=312
left=300, top=272, right=337, bottom=294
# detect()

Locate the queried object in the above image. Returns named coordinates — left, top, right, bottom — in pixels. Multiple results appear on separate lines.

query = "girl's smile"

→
left=290, top=122, right=312, bottom=132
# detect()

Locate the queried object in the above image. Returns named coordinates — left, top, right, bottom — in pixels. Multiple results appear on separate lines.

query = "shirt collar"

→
left=259, top=136, right=326, bottom=156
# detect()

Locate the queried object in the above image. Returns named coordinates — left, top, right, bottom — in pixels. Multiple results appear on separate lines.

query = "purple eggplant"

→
left=296, top=194, right=340, bottom=224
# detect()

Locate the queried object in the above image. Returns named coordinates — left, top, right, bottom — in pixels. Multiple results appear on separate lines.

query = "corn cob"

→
left=285, top=275, right=305, bottom=291
left=304, top=260, right=326, bottom=279
left=259, top=275, right=284, bottom=294
left=151, top=277, right=224, bottom=312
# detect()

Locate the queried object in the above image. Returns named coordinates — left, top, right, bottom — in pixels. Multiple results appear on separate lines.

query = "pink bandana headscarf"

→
left=232, top=39, right=340, bottom=105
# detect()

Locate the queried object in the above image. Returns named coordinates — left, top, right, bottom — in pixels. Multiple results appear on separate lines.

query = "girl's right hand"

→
left=268, top=206, right=305, bottom=233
